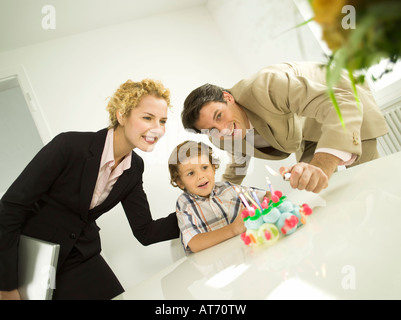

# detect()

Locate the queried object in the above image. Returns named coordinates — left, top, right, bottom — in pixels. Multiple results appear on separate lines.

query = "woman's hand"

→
left=0, top=289, right=21, bottom=300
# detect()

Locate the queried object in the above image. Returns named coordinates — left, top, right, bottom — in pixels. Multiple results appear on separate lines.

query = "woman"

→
left=0, top=79, right=179, bottom=300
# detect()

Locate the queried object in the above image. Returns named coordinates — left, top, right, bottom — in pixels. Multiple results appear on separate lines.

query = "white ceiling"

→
left=0, top=0, right=207, bottom=52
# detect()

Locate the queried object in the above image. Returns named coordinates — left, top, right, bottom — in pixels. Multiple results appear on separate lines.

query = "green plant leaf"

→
left=348, top=69, right=362, bottom=115
left=326, top=49, right=347, bottom=88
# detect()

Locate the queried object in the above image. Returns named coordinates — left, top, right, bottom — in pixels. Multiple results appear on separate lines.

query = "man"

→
left=181, top=62, right=388, bottom=193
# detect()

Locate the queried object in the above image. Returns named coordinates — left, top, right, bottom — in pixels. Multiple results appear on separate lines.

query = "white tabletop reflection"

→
left=124, top=152, right=401, bottom=300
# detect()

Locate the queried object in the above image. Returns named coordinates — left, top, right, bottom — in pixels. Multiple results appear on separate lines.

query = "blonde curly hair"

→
left=106, top=79, right=171, bottom=129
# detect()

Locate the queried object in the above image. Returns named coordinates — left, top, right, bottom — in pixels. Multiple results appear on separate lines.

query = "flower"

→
left=313, top=0, right=346, bottom=26
left=306, top=0, right=401, bottom=127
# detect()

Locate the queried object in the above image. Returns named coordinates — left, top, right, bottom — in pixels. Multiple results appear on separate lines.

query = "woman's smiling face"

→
left=120, top=94, right=168, bottom=152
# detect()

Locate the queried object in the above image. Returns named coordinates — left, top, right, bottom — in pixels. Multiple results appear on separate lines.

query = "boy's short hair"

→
left=168, top=140, right=220, bottom=188
left=181, top=84, right=229, bottom=133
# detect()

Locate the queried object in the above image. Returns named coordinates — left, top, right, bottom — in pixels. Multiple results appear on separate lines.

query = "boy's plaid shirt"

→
left=176, top=181, right=266, bottom=252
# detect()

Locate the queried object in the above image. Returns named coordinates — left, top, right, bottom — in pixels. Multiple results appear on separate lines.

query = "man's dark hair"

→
left=181, top=83, right=229, bottom=133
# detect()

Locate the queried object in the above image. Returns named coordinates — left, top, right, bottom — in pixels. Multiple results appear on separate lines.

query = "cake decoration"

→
left=240, top=190, right=312, bottom=246
left=235, top=164, right=313, bottom=247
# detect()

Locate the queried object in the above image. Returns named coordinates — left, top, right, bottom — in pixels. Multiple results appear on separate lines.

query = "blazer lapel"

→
left=230, top=78, right=302, bottom=155
left=91, top=166, right=133, bottom=213
left=245, top=108, right=302, bottom=155
left=79, top=129, right=108, bottom=221
left=88, top=151, right=137, bottom=218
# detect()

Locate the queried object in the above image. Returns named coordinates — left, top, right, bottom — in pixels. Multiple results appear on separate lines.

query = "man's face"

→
left=194, top=93, right=249, bottom=140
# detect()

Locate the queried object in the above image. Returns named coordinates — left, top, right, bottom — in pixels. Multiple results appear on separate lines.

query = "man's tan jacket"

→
left=214, top=62, right=388, bottom=184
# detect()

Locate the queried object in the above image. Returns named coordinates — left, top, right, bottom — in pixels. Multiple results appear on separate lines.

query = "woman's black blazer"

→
left=0, top=128, right=179, bottom=291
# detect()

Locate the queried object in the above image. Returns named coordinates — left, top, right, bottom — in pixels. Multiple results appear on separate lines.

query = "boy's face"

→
left=176, top=154, right=216, bottom=197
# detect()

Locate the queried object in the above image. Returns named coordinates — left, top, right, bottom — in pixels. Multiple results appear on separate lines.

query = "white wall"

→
left=207, top=0, right=325, bottom=74
left=0, top=0, right=326, bottom=292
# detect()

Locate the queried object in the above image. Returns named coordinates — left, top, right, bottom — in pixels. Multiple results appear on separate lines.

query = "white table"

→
left=124, top=152, right=401, bottom=300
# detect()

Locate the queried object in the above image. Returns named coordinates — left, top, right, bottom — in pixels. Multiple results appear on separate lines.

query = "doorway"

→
left=0, top=68, right=50, bottom=196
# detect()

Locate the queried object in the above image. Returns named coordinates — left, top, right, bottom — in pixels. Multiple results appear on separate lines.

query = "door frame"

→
left=0, top=65, right=52, bottom=144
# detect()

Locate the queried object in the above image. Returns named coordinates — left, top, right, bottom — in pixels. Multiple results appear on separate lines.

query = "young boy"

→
left=168, top=140, right=269, bottom=253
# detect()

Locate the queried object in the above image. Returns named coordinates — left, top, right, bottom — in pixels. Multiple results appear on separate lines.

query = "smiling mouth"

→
left=230, top=123, right=236, bottom=136
left=143, top=136, right=158, bottom=144
left=220, top=123, right=236, bottom=137
left=198, top=181, right=209, bottom=188
left=225, top=122, right=238, bottom=138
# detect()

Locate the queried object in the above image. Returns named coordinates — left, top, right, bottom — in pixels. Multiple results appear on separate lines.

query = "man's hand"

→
left=285, top=162, right=328, bottom=193
left=0, top=289, right=21, bottom=300
left=280, top=153, right=341, bottom=193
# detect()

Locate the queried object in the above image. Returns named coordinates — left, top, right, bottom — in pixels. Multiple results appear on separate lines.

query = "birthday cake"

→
left=240, top=190, right=312, bottom=247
